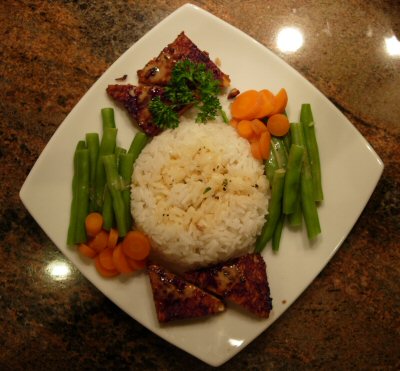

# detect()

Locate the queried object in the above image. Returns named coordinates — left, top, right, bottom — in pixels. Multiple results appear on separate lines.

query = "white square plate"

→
left=19, top=4, right=383, bottom=367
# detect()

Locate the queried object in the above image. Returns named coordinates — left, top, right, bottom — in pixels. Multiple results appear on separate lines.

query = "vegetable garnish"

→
left=148, top=96, right=180, bottom=129
left=229, top=87, right=323, bottom=251
left=229, top=88, right=290, bottom=161
left=122, top=230, right=151, bottom=261
left=255, top=168, right=286, bottom=252
left=85, top=212, right=104, bottom=237
left=67, top=107, right=151, bottom=278
left=300, top=104, right=324, bottom=202
left=203, top=186, right=212, bottom=194
left=256, top=104, right=322, bottom=252
left=267, top=114, right=290, bottom=137
left=231, top=89, right=261, bottom=120
left=78, top=212, right=150, bottom=277
left=149, top=60, right=224, bottom=129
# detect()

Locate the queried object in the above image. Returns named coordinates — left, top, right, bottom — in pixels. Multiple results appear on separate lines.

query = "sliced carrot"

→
left=230, top=90, right=262, bottom=120
left=95, top=256, right=119, bottom=278
left=267, top=114, right=290, bottom=137
left=85, top=212, right=103, bottom=237
left=250, top=118, right=268, bottom=136
left=107, top=228, right=119, bottom=249
left=98, top=247, right=116, bottom=271
left=259, top=131, right=271, bottom=160
left=236, top=120, right=255, bottom=140
left=88, top=230, right=109, bottom=252
left=78, top=243, right=98, bottom=259
left=254, top=89, right=274, bottom=118
left=250, top=140, right=263, bottom=160
left=122, top=230, right=151, bottom=261
left=270, top=88, right=288, bottom=115
left=127, top=257, right=147, bottom=271
left=229, top=118, right=239, bottom=129
left=112, top=244, right=134, bottom=274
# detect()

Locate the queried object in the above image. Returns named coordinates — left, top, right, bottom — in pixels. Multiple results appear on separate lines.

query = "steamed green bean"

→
left=300, top=104, right=323, bottom=202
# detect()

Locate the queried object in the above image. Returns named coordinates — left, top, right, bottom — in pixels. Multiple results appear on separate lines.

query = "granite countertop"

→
left=1, top=0, right=399, bottom=369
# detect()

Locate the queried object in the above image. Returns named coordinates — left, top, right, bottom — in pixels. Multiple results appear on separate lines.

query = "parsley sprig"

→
left=149, top=60, right=224, bottom=129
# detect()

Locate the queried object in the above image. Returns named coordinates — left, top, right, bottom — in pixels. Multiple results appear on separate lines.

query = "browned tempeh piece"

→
left=137, top=31, right=230, bottom=88
left=147, top=263, right=226, bottom=323
left=106, top=84, right=163, bottom=136
left=184, top=253, right=273, bottom=318
left=107, top=32, right=230, bottom=136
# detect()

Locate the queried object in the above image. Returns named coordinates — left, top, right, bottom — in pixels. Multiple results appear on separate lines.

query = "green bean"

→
left=93, top=127, right=117, bottom=211
left=115, top=146, right=127, bottom=170
left=94, top=108, right=118, bottom=219
left=119, top=153, right=135, bottom=229
left=74, top=148, right=90, bottom=244
left=220, top=108, right=229, bottom=124
left=67, top=140, right=86, bottom=245
left=300, top=104, right=323, bottom=202
left=288, top=122, right=304, bottom=228
left=283, top=144, right=304, bottom=214
left=128, top=132, right=148, bottom=161
left=115, top=146, right=127, bottom=158
left=271, top=137, right=288, bottom=169
left=101, top=107, right=116, bottom=129
left=300, top=156, right=321, bottom=239
left=288, top=196, right=302, bottom=227
left=85, top=133, right=99, bottom=212
left=102, top=154, right=129, bottom=237
left=266, top=136, right=287, bottom=184
left=272, top=213, right=285, bottom=252
left=265, top=146, right=278, bottom=183
left=102, top=186, right=114, bottom=231
left=291, top=122, right=321, bottom=239
left=283, top=129, right=292, bottom=153
left=255, top=168, right=286, bottom=252
left=290, top=122, right=303, bottom=145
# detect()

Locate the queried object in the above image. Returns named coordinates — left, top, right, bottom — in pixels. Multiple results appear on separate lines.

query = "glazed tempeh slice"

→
left=137, top=31, right=230, bottom=88
left=147, top=263, right=226, bottom=323
left=107, top=32, right=230, bottom=136
left=106, top=84, right=164, bottom=136
left=184, top=253, right=273, bottom=318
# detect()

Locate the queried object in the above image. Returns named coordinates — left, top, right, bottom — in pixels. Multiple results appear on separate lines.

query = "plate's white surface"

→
left=19, top=4, right=383, bottom=367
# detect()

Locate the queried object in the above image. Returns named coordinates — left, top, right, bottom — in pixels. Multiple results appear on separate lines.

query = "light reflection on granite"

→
left=45, top=260, right=73, bottom=281
left=1, top=0, right=399, bottom=370
left=384, top=34, right=400, bottom=55
left=276, top=27, right=304, bottom=53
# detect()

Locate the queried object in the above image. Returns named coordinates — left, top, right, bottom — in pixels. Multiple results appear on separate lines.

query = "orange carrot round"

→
left=270, top=88, right=288, bottom=115
left=250, top=119, right=268, bottom=136
left=107, top=228, right=119, bottom=249
left=237, top=120, right=255, bottom=140
left=250, top=140, right=263, bottom=160
left=85, top=212, right=104, bottom=237
left=122, top=231, right=151, bottom=261
left=267, top=114, right=290, bottom=137
left=230, top=90, right=262, bottom=120
left=88, top=230, right=109, bottom=252
left=112, top=244, right=134, bottom=274
left=259, top=131, right=271, bottom=160
left=254, top=89, right=274, bottom=118
left=78, top=243, right=98, bottom=259
left=98, top=247, right=116, bottom=271
left=95, top=256, right=119, bottom=278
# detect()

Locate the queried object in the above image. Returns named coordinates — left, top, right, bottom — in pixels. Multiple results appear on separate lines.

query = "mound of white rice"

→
left=131, top=119, right=269, bottom=271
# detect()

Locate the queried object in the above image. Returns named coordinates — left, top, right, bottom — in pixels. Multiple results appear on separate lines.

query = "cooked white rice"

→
left=131, top=119, right=269, bottom=271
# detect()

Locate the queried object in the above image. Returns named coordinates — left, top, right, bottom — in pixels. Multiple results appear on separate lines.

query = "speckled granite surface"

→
left=1, top=0, right=399, bottom=369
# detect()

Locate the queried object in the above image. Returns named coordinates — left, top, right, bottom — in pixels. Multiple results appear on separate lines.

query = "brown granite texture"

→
left=1, top=0, right=399, bottom=369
